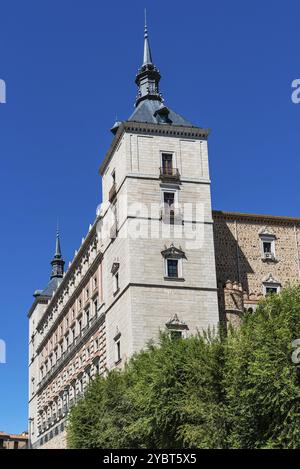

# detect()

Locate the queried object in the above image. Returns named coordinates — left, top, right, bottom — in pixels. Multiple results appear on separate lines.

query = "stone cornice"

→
left=213, top=210, right=300, bottom=225
left=99, top=121, right=210, bottom=176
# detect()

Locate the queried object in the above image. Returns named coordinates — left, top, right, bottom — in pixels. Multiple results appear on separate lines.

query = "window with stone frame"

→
left=162, top=153, right=173, bottom=175
left=160, top=187, right=182, bottom=225
left=165, top=314, right=189, bottom=340
left=167, top=259, right=178, bottom=278
left=161, top=244, right=185, bottom=280
left=111, top=262, right=120, bottom=294
left=93, top=298, right=98, bottom=315
left=114, top=328, right=121, bottom=364
left=259, top=227, right=276, bottom=261
left=262, top=273, right=281, bottom=296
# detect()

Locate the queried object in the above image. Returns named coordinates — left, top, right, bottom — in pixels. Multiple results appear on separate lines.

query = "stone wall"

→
left=213, top=211, right=300, bottom=324
left=39, top=430, right=67, bottom=449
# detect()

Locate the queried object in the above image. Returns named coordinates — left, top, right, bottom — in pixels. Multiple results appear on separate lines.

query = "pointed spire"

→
left=135, top=11, right=162, bottom=107
left=143, top=9, right=152, bottom=66
left=50, top=224, right=65, bottom=279
left=55, top=226, right=62, bottom=258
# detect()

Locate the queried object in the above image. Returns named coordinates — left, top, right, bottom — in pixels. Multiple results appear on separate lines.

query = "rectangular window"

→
left=167, top=259, right=178, bottom=278
left=94, top=298, right=98, bottom=315
left=114, top=272, right=119, bottom=293
left=266, top=287, right=278, bottom=295
left=163, top=191, right=175, bottom=207
left=260, top=235, right=276, bottom=261
left=115, top=340, right=121, bottom=363
left=170, top=330, right=183, bottom=340
left=162, top=153, right=173, bottom=175
left=263, top=241, right=272, bottom=253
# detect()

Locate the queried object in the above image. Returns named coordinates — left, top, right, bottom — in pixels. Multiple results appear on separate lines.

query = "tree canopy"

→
left=67, top=285, right=300, bottom=449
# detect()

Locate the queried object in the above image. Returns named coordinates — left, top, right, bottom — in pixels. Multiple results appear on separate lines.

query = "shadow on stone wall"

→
left=213, top=218, right=254, bottom=324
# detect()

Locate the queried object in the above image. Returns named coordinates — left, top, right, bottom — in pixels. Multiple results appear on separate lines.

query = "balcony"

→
left=159, top=167, right=180, bottom=182
left=262, top=252, right=276, bottom=262
left=108, top=183, right=117, bottom=202
left=160, top=208, right=183, bottom=225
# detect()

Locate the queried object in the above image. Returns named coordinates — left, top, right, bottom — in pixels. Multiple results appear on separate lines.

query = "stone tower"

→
left=98, top=19, right=219, bottom=368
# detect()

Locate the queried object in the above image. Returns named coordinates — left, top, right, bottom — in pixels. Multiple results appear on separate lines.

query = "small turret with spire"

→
left=33, top=227, right=65, bottom=298
left=50, top=229, right=65, bottom=279
left=135, top=10, right=163, bottom=107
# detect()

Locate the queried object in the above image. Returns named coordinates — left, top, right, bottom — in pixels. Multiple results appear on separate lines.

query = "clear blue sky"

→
left=0, top=0, right=300, bottom=433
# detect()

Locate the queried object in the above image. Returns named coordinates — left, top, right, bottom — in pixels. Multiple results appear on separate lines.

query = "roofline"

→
left=28, top=217, right=100, bottom=321
left=35, top=217, right=101, bottom=331
left=212, top=210, right=300, bottom=224
left=99, top=121, right=210, bottom=176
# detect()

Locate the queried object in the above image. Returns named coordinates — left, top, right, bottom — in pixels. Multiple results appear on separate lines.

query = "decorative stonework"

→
left=161, top=244, right=185, bottom=259
left=166, top=313, right=189, bottom=330
left=213, top=211, right=300, bottom=326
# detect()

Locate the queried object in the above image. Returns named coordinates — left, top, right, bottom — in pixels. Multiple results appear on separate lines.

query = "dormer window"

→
left=259, top=227, right=276, bottom=261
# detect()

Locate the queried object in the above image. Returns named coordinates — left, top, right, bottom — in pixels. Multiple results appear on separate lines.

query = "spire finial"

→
left=143, top=10, right=152, bottom=65
left=55, top=220, right=62, bottom=257
left=134, top=11, right=162, bottom=107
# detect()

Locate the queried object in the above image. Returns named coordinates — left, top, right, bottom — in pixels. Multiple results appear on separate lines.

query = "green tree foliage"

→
left=67, top=286, right=300, bottom=449
left=225, top=285, right=300, bottom=448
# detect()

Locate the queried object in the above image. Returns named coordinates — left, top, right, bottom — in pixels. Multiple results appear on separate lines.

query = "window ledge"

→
left=164, top=277, right=185, bottom=282
left=261, top=256, right=277, bottom=263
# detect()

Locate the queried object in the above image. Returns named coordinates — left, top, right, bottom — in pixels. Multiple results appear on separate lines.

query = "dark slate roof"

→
left=40, top=277, right=62, bottom=297
left=128, top=99, right=197, bottom=127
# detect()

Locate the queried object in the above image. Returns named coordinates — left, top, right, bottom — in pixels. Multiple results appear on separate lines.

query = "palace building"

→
left=28, top=21, right=300, bottom=449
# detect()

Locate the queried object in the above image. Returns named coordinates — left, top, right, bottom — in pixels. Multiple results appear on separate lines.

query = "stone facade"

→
left=38, top=430, right=66, bottom=450
left=213, top=211, right=300, bottom=325
left=28, top=23, right=300, bottom=450
left=28, top=122, right=220, bottom=448
left=28, top=228, right=106, bottom=449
